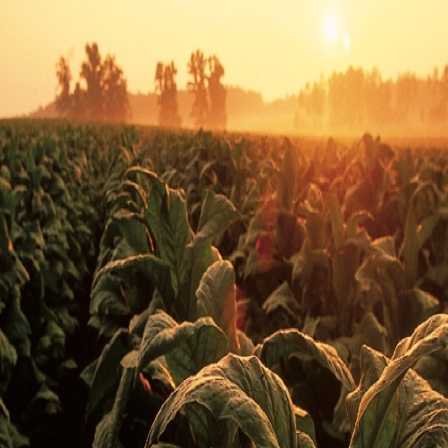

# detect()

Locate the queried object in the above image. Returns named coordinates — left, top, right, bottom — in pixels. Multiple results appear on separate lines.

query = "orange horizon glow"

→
left=2, top=1, right=448, bottom=122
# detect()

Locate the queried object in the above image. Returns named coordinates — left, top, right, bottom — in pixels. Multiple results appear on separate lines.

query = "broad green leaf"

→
left=124, top=168, right=193, bottom=299
left=0, top=175, right=11, bottom=192
left=92, top=254, right=175, bottom=313
left=392, top=313, right=448, bottom=359
left=0, top=214, right=11, bottom=256
left=262, top=281, right=300, bottom=322
left=356, top=236, right=406, bottom=344
left=117, top=179, right=148, bottom=210
left=2, top=290, right=31, bottom=357
left=296, top=432, right=318, bottom=448
left=147, top=354, right=297, bottom=448
left=294, top=405, right=317, bottom=446
left=260, top=329, right=356, bottom=392
left=178, top=241, right=221, bottom=322
left=167, top=188, right=194, bottom=273
left=333, top=312, right=387, bottom=378
left=129, top=308, right=152, bottom=337
left=292, top=244, right=330, bottom=293
left=80, top=359, right=98, bottom=388
left=244, top=200, right=279, bottom=244
left=144, top=358, right=176, bottom=395
left=85, top=329, right=139, bottom=420
left=325, top=193, right=344, bottom=248
left=196, top=260, right=240, bottom=352
left=305, top=209, right=325, bottom=250
left=0, top=331, right=17, bottom=396
left=92, top=365, right=134, bottom=448
left=278, top=138, right=298, bottom=211
left=137, top=311, right=177, bottom=361
left=90, top=272, right=129, bottom=317
left=398, top=288, right=439, bottom=337
left=349, top=317, right=448, bottom=448
left=346, top=211, right=373, bottom=239
left=0, top=398, right=14, bottom=448
left=417, top=213, right=439, bottom=249
left=349, top=346, right=448, bottom=448
left=195, top=189, right=239, bottom=242
left=237, top=330, right=255, bottom=356
left=125, top=169, right=171, bottom=253
left=106, top=211, right=152, bottom=254
left=332, top=243, right=362, bottom=332
left=400, top=202, right=418, bottom=288
left=137, top=311, right=229, bottom=386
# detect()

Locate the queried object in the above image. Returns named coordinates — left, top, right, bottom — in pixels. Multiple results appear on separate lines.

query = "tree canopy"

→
left=55, top=43, right=129, bottom=122
left=187, top=50, right=227, bottom=130
left=155, top=61, right=182, bottom=128
left=294, top=65, right=448, bottom=134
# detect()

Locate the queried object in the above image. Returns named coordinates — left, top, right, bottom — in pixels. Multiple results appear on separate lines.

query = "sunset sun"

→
left=324, top=15, right=339, bottom=43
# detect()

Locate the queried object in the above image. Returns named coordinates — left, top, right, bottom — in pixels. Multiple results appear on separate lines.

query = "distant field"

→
left=1, top=119, right=448, bottom=448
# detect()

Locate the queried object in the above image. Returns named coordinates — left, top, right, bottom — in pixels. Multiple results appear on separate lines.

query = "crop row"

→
left=1, top=121, right=448, bottom=447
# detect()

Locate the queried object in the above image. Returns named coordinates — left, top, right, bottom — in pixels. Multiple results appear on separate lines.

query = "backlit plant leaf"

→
left=196, top=260, right=240, bottom=353
left=137, top=311, right=229, bottom=386
left=260, top=328, right=356, bottom=392
left=146, top=354, right=297, bottom=448
left=195, top=189, right=239, bottom=242
left=348, top=315, right=448, bottom=447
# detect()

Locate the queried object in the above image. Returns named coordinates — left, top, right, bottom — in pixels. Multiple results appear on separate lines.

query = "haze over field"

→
left=2, top=1, right=448, bottom=135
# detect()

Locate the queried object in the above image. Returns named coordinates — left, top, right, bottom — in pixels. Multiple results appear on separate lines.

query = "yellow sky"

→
left=1, top=0, right=448, bottom=118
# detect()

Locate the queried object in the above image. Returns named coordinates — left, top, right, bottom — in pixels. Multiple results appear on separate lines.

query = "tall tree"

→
left=207, top=55, right=226, bottom=129
left=187, top=50, right=208, bottom=128
left=155, top=61, right=181, bottom=128
left=80, top=43, right=104, bottom=120
left=55, top=57, right=72, bottom=117
left=103, top=55, right=129, bottom=122
left=72, top=82, right=85, bottom=120
left=395, top=72, right=419, bottom=125
left=55, top=42, right=129, bottom=122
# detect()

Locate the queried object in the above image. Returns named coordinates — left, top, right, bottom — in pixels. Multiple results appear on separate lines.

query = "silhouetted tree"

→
left=207, top=55, right=226, bottom=129
left=295, top=80, right=325, bottom=129
left=55, top=42, right=129, bottom=122
left=80, top=43, right=104, bottom=120
left=103, top=55, right=129, bottom=122
left=364, top=68, right=392, bottom=127
left=155, top=61, right=181, bottom=128
left=72, top=82, right=85, bottom=120
left=437, top=65, right=448, bottom=121
left=294, top=64, right=448, bottom=134
left=55, top=57, right=72, bottom=117
left=187, top=50, right=208, bottom=127
left=395, top=72, right=419, bottom=125
left=328, top=66, right=366, bottom=128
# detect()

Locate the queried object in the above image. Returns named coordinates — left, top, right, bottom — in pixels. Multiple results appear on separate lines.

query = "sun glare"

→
left=324, top=15, right=339, bottom=43
left=343, top=32, right=350, bottom=51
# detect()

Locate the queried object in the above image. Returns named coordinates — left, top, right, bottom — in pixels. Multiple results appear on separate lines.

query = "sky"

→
left=1, top=0, right=448, bottom=118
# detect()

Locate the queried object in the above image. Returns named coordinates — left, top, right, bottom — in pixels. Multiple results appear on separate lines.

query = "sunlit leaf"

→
left=195, top=189, right=239, bottom=242
left=196, top=260, right=239, bottom=352
left=137, top=311, right=229, bottom=386
left=349, top=316, right=448, bottom=447
left=260, top=328, right=356, bottom=392
left=147, top=354, right=297, bottom=448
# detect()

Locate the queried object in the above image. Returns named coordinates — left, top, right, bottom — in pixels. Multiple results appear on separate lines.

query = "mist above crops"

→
left=3, top=1, right=448, bottom=138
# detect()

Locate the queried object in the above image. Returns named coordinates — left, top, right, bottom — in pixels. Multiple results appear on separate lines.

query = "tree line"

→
left=294, top=65, right=448, bottom=133
left=55, top=43, right=227, bottom=129
left=56, top=43, right=448, bottom=134
left=55, top=43, right=129, bottom=122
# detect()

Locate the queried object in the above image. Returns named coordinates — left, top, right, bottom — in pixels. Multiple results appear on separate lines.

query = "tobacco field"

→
left=1, top=120, right=448, bottom=448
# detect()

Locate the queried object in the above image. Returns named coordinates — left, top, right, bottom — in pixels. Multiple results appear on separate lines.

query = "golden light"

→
left=343, top=32, right=350, bottom=51
left=324, top=15, right=339, bottom=43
